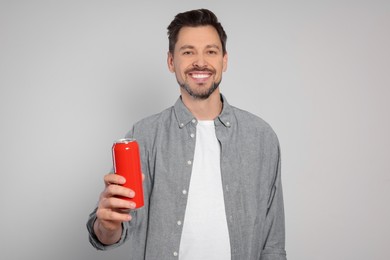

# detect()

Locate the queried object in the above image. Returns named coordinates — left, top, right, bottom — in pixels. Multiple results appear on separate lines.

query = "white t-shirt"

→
left=179, top=120, right=231, bottom=259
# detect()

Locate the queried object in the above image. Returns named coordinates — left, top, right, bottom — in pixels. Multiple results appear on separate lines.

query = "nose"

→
left=192, top=54, right=208, bottom=68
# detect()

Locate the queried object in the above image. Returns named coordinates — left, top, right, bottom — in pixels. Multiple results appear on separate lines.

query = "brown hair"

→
left=167, top=9, right=227, bottom=55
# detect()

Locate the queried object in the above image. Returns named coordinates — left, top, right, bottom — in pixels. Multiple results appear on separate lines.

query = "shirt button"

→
left=182, top=189, right=187, bottom=195
left=187, top=160, right=192, bottom=165
left=190, top=133, right=195, bottom=138
left=192, top=119, right=196, bottom=123
left=180, top=123, right=184, bottom=128
left=177, top=220, right=182, bottom=225
left=226, top=121, right=231, bottom=126
left=173, top=251, right=178, bottom=257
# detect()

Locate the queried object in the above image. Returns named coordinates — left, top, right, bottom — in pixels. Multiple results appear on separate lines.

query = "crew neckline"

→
left=197, top=120, right=214, bottom=126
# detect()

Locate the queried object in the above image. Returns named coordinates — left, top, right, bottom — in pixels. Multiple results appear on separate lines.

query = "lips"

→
left=190, top=72, right=211, bottom=79
left=186, top=69, right=214, bottom=83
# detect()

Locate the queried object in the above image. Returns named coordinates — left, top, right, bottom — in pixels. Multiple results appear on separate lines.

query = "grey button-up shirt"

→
left=87, top=94, right=287, bottom=260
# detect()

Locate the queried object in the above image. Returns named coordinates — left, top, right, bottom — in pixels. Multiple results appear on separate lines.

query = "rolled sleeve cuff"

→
left=86, top=214, right=128, bottom=251
left=261, top=248, right=287, bottom=260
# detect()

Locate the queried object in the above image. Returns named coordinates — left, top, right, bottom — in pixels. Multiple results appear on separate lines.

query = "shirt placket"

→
left=216, top=123, right=243, bottom=259
left=172, top=118, right=197, bottom=258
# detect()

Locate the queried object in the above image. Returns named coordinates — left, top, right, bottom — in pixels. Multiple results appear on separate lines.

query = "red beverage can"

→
left=112, top=138, right=144, bottom=208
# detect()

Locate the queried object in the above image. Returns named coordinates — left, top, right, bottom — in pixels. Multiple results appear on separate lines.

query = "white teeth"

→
left=191, top=74, right=210, bottom=79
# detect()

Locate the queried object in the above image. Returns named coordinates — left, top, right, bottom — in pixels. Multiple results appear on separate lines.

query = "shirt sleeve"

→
left=86, top=207, right=131, bottom=250
left=260, top=145, right=287, bottom=260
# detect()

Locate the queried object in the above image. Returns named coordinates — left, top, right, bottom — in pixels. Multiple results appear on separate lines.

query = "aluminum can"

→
left=112, top=138, right=144, bottom=208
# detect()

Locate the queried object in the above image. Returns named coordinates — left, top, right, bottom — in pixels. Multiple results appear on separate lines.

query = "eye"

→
left=207, top=50, right=218, bottom=55
left=182, top=51, right=193, bottom=55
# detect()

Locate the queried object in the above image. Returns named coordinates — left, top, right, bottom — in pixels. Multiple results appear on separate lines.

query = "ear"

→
left=167, top=51, right=175, bottom=72
left=222, top=52, right=228, bottom=72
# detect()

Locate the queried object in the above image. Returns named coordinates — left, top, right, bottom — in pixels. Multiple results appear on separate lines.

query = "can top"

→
left=114, top=138, right=136, bottom=144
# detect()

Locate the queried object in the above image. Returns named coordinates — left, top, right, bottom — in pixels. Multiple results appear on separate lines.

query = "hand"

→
left=96, top=173, right=136, bottom=230
left=94, top=173, right=144, bottom=245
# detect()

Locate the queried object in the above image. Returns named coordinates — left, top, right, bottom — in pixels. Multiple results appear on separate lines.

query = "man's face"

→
left=167, top=25, right=228, bottom=100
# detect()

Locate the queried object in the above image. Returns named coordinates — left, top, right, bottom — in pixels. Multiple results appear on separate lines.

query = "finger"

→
left=104, top=173, right=126, bottom=186
left=104, top=184, right=135, bottom=199
left=100, top=197, right=136, bottom=210
left=97, top=208, right=132, bottom=223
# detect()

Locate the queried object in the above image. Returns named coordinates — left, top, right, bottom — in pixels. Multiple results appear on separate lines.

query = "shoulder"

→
left=230, top=105, right=280, bottom=147
left=232, top=105, right=277, bottom=134
left=125, top=106, right=174, bottom=140
left=136, top=106, right=173, bottom=127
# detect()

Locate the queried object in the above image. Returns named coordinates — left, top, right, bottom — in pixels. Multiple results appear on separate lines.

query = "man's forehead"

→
left=175, top=26, right=222, bottom=49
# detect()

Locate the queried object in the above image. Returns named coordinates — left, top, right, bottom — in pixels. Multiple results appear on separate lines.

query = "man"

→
left=87, top=9, right=287, bottom=260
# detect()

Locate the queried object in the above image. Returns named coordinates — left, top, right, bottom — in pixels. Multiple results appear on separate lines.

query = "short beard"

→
left=179, top=80, right=221, bottom=100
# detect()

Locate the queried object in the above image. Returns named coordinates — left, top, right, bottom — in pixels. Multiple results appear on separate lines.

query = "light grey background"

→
left=1, top=1, right=389, bottom=259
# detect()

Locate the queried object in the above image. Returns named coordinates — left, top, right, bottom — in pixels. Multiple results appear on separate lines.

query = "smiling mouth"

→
left=189, top=72, right=212, bottom=79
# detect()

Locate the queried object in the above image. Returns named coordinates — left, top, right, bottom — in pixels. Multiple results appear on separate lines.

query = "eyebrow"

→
left=179, top=45, right=195, bottom=51
left=205, top=44, right=221, bottom=50
left=178, top=44, right=221, bottom=51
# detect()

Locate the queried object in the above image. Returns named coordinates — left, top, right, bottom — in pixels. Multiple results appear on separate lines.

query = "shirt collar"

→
left=173, top=94, right=233, bottom=129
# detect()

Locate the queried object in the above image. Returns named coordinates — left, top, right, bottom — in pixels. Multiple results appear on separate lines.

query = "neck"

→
left=181, top=90, right=222, bottom=120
